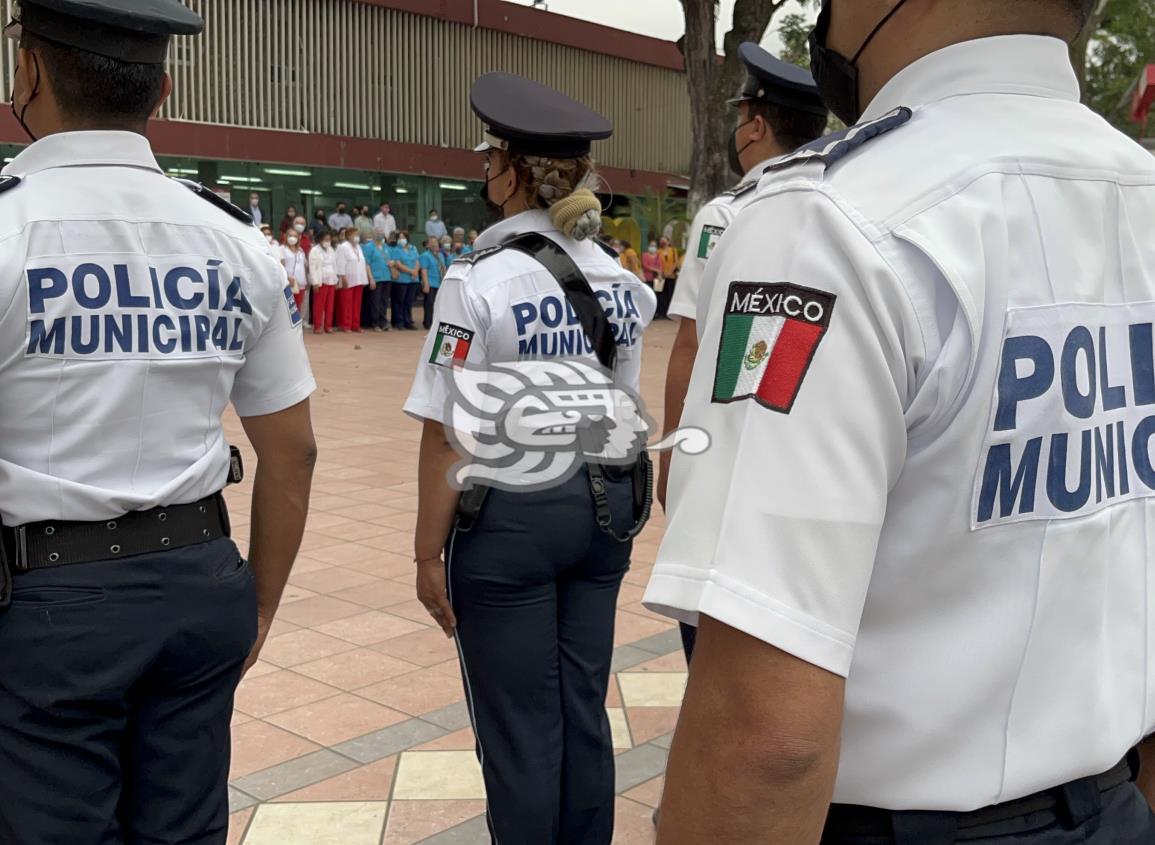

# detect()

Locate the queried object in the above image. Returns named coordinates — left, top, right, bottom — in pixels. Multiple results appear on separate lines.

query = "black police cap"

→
left=471, top=72, right=613, bottom=159
left=728, top=42, right=828, bottom=118
left=6, top=0, right=204, bottom=64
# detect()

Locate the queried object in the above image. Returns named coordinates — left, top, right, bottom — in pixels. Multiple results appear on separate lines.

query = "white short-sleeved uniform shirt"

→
left=0, top=131, right=316, bottom=526
left=405, top=209, right=657, bottom=425
left=335, top=240, right=369, bottom=287
left=668, top=160, right=777, bottom=329
left=644, top=36, right=1155, bottom=811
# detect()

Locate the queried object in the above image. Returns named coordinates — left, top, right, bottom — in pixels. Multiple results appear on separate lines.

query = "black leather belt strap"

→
left=825, top=754, right=1134, bottom=842
left=0, top=493, right=230, bottom=573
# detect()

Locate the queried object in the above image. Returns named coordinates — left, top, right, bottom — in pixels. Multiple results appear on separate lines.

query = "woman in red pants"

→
left=308, top=229, right=338, bottom=333
left=334, top=227, right=370, bottom=332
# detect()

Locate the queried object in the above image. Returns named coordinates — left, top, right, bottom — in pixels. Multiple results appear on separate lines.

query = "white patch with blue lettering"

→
left=511, top=285, right=643, bottom=358
left=283, top=284, right=303, bottom=327
left=24, top=256, right=255, bottom=360
left=973, top=301, right=1155, bottom=529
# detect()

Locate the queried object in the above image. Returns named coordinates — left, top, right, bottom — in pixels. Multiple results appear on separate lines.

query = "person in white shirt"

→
left=0, top=1, right=317, bottom=840
left=281, top=232, right=308, bottom=315
left=658, top=43, right=828, bottom=665
left=373, top=201, right=397, bottom=240
left=405, top=72, right=655, bottom=844
left=309, top=229, right=338, bottom=334
left=334, top=227, right=370, bottom=333
left=646, top=1, right=1155, bottom=843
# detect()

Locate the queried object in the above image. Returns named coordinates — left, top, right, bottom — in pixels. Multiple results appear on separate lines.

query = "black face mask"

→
left=727, top=119, right=757, bottom=179
left=11, top=54, right=40, bottom=143
left=808, top=0, right=909, bottom=126
left=480, top=165, right=513, bottom=223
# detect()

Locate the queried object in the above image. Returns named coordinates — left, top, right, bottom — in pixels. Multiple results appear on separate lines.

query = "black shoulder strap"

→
left=174, top=178, right=254, bottom=226
left=503, top=231, right=616, bottom=370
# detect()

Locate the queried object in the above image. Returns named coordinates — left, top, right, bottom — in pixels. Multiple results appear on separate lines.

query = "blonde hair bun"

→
left=548, top=188, right=602, bottom=242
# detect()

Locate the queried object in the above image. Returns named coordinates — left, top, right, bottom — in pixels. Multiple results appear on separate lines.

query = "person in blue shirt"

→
left=418, top=236, right=448, bottom=330
left=451, top=226, right=473, bottom=259
left=389, top=231, right=420, bottom=330
left=361, top=236, right=392, bottom=331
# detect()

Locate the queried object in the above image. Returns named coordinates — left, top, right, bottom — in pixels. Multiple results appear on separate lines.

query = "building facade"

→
left=0, top=0, right=693, bottom=235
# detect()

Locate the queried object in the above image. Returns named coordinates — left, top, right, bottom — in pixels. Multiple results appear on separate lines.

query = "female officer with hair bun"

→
left=404, top=73, right=656, bottom=844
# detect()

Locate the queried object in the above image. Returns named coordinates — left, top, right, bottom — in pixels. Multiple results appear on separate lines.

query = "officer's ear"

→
left=149, top=72, right=173, bottom=121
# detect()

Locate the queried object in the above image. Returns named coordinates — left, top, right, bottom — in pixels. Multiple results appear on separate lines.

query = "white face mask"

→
left=293, top=223, right=305, bottom=233
left=265, top=235, right=274, bottom=244
left=287, top=236, right=299, bottom=246
left=430, top=214, right=438, bottom=221
left=648, top=246, right=657, bottom=254
left=398, top=238, right=408, bottom=248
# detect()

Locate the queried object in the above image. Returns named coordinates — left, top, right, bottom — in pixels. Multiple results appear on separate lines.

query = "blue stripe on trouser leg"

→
left=447, top=468, right=633, bottom=845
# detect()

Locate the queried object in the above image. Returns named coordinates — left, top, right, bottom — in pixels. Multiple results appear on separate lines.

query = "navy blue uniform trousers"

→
left=447, top=469, right=634, bottom=845
left=0, top=539, right=257, bottom=845
left=822, top=781, right=1155, bottom=845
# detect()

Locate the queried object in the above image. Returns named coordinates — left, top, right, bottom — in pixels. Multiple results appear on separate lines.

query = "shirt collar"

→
left=861, top=35, right=1079, bottom=123
left=475, top=209, right=556, bottom=249
left=3, top=130, right=163, bottom=177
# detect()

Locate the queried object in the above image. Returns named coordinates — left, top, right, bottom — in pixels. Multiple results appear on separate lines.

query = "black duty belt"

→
left=0, top=493, right=231, bottom=575
left=824, top=753, right=1135, bottom=843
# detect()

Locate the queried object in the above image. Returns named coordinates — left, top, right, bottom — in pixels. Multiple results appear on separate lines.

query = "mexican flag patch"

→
left=429, top=323, right=475, bottom=368
left=713, top=282, right=835, bottom=413
left=697, top=225, right=725, bottom=259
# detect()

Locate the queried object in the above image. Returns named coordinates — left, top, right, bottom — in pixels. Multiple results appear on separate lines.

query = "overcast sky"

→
left=503, top=0, right=815, bottom=53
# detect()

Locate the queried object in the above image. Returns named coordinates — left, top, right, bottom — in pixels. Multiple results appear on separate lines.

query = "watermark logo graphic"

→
left=443, top=359, right=709, bottom=491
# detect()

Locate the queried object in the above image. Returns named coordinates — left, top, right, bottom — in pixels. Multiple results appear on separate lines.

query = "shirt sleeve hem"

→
left=403, top=398, right=448, bottom=425
left=667, top=302, right=697, bottom=320
left=642, top=564, right=855, bottom=677
left=233, top=377, right=317, bottom=418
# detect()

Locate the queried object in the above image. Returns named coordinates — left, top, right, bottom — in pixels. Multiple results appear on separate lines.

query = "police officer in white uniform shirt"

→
left=0, top=2, right=317, bottom=842
left=645, top=1, right=1155, bottom=843
left=405, top=73, right=655, bottom=844
left=660, top=42, right=828, bottom=662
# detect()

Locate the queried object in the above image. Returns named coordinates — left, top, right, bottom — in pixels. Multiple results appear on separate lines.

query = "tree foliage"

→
left=1081, top=0, right=1155, bottom=136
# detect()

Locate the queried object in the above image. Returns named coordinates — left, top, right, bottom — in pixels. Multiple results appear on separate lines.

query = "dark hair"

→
left=22, top=32, right=166, bottom=127
left=749, top=100, right=828, bottom=152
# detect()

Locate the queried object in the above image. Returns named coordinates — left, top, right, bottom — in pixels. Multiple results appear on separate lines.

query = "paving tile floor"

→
left=224, top=316, right=682, bottom=844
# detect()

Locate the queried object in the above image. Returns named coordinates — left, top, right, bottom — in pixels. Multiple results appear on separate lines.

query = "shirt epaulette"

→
left=763, top=106, right=913, bottom=176
left=173, top=178, right=254, bottom=226
left=452, top=245, right=504, bottom=266
left=0, top=175, right=23, bottom=196
left=721, top=180, right=758, bottom=199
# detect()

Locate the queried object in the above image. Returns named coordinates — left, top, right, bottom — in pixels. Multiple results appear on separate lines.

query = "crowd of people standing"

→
left=252, top=195, right=478, bottom=335
left=608, top=234, right=681, bottom=319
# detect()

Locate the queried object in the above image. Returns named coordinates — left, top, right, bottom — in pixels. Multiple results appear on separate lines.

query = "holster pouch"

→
left=456, top=484, right=490, bottom=533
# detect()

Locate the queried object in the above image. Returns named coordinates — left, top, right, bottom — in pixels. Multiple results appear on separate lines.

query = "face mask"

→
left=265, top=235, right=275, bottom=244
left=728, top=118, right=757, bottom=178
left=482, top=160, right=516, bottom=220
left=351, top=236, right=361, bottom=245
left=321, top=241, right=331, bottom=249
left=809, top=0, right=909, bottom=126
left=648, top=246, right=658, bottom=254
left=430, top=214, right=438, bottom=221
left=11, top=54, right=41, bottom=143
left=287, top=236, right=299, bottom=246
left=398, top=238, right=408, bottom=248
